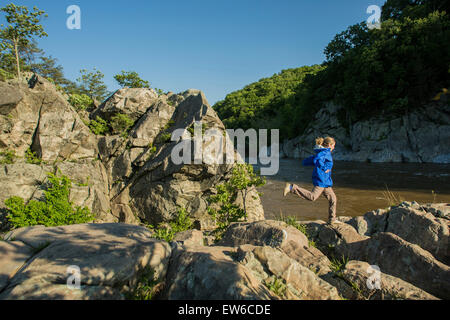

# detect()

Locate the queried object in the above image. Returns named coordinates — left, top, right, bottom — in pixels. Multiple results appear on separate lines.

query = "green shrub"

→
left=154, top=88, right=164, bottom=96
left=147, top=207, right=193, bottom=242
left=330, top=255, right=349, bottom=276
left=280, top=216, right=308, bottom=237
left=148, top=144, right=157, bottom=153
left=0, top=68, right=14, bottom=81
left=110, top=113, right=134, bottom=136
left=68, top=94, right=94, bottom=111
left=88, top=116, right=109, bottom=135
left=157, top=132, right=172, bottom=144
left=264, top=276, right=287, bottom=298
left=208, top=163, right=266, bottom=238
left=125, top=267, right=160, bottom=300
left=146, top=144, right=157, bottom=161
left=25, top=149, right=42, bottom=165
left=5, top=172, right=95, bottom=229
left=0, top=150, right=16, bottom=164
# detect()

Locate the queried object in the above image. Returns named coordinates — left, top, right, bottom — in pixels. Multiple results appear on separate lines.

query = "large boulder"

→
left=104, top=89, right=265, bottom=227
left=91, top=88, right=159, bottom=124
left=235, top=245, right=341, bottom=300
left=342, top=260, right=438, bottom=300
left=0, top=76, right=98, bottom=162
left=362, top=232, right=450, bottom=299
left=0, top=223, right=171, bottom=300
left=162, top=244, right=276, bottom=300
left=384, top=204, right=449, bottom=264
left=303, top=220, right=369, bottom=260
left=342, top=202, right=449, bottom=264
left=218, top=220, right=309, bottom=250
left=0, top=160, right=115, bottom=230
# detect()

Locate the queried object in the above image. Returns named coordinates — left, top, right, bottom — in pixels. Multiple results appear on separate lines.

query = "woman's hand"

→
left=325, top=170, right=331, bottom=173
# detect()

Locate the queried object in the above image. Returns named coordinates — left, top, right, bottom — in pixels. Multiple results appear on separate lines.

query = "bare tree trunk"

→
left=13, top=39, right=21, bottom=80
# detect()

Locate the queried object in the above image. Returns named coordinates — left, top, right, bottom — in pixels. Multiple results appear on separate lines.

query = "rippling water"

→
left=255, top=159, right=450, bottom=221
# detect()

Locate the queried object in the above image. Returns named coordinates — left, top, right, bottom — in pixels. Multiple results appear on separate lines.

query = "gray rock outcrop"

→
left=282, top=101, right=450, bottom=163
left=0, top=76, right=265, bottom=229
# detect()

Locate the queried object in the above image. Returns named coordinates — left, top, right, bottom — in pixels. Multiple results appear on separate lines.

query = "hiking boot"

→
left=283, top=183, right=292, bottom=197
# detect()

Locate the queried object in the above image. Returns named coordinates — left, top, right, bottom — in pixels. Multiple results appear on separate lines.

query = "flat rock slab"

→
left=0, top=241, right=33, bottom=291
left=0, top=223, right=171, bottom=300
left=162, top=244, right=276, bottom=300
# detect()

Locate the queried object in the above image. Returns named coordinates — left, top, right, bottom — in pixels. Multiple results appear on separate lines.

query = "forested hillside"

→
left=213, top=0, right=450, bottom=140
left=213, top=65, right=324, bottom=140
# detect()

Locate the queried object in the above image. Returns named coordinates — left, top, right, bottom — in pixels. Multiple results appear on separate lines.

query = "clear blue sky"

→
left=3, top=0, right=386, bottom=105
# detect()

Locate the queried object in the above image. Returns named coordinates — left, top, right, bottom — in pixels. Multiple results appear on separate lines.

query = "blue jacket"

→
left=302, top=148, right=334, bottom=188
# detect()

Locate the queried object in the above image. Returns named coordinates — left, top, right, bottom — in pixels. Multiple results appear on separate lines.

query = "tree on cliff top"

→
left=77, top=68, right=110, bottom=102
left=0, top=3, right=48, bottom=80
left=114, top=70, right=150, bottom=88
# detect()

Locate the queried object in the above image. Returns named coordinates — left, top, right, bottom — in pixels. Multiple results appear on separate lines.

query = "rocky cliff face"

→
left=0, top=76, right=264, bottom=230
left=282, top=100, right=450, bottom=163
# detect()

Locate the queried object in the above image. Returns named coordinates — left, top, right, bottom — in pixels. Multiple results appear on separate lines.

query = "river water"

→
left=256, top=159, right=450, bottom=221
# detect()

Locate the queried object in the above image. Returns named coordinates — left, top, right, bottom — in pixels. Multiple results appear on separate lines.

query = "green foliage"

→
left=281, top=216, right=308, bottom=235
left=213, top=65, right=325, bottom=140
left=279, top=215, right=317, bottom=247
left=147, top=207, right=194, bottom=242
left=157, top=132, right=172, bottom=144
left=25, top=148, right=42, bottom=165
left=147, top=144, right=157, bottom=160
left=5, top=172, right=95, bottom=229
left=68, top=94, right=94, bottom=111
left=208, top=164, right=266, bottom=237
left=77, top=68, right=109, bottom=102
left=214, top=2, right=449, bottom=139
left=330, top=255, right=349, bottom=276
left=0, top=149, right=16, bottom=164
left=0, top=3, right=48, bottom=79
left=148, top=144, right=157, bottom=153
left=154, top=88, right=164, bottom=96
left=110, top=113, right=134, bottom=136
left=381, top=0, right=449, bottom=21
left=264, top=276, right=287, bottom=298
left=319, top=9, right=450, bottom=126
left=114, top=70, right=150, bottom=88
left=0, top=68, right=14, bottom=81
left=85, top=113, right=135, bottom=137
left=125, top=267, right=160, bottom=300
left=31, top=55, right=75, bottom=89
left=88, top=116, right=109, bottom=135
left=187, top=122, right=207, bottom=136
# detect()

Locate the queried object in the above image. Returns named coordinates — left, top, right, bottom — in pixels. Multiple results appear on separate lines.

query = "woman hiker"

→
left=283, top=137, right=341, bottom=225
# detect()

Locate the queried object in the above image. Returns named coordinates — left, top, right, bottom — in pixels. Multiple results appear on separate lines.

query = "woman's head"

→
left=316, top=137, right=336, bottom=150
